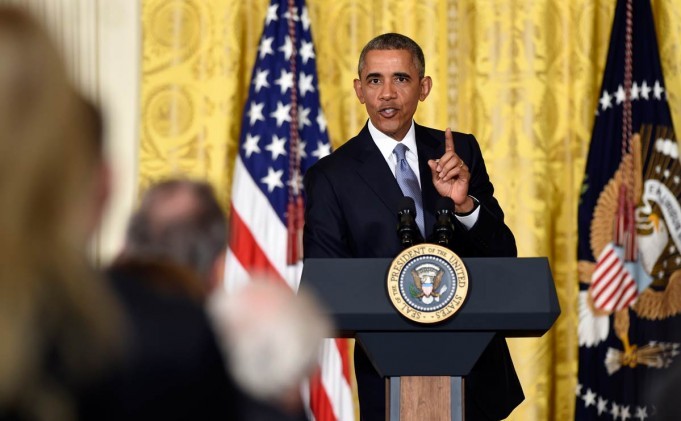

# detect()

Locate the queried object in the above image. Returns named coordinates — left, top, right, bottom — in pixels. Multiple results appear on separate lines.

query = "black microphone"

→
left=397, top=196, right=423, bottom=249
left=432, top=196, right=455, bottom=247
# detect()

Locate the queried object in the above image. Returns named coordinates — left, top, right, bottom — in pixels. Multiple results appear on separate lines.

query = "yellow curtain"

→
left=139, top=0, right=681, bottom=419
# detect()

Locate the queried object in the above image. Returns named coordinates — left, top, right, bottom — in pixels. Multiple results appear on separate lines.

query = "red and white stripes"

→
left=589, top=242, right=638, bottom=312
left=225, top=156, right=355, bottom=421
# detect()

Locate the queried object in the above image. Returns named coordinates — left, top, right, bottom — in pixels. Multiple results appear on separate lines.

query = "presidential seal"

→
left=387, top=244, right=469, bottom=324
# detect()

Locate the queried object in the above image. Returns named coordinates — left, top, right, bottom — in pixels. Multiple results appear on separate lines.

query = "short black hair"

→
left=357, top=33, right=425, bottom=78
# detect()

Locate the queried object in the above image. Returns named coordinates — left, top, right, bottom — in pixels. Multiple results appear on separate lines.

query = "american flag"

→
left=576, top=0, right=681, bottom=418
left=224, top=0, right=354, bottom=420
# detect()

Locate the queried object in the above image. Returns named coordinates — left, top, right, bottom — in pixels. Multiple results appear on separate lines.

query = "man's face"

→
left=354, top=49, right=432, bottom=141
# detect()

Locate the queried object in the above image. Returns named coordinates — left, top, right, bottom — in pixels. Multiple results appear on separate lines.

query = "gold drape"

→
left=140, top=1, right=681, bottom=419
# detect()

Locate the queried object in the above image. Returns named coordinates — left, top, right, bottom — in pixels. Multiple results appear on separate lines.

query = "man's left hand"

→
left=427, top=128, right=475, bottom=213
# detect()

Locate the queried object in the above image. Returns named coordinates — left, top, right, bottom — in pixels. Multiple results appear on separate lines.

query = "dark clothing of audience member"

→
left=81, top=260, right=238, bottom=420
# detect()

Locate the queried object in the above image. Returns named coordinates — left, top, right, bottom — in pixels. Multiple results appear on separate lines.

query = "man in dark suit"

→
left=85, top=179, right=238, bottom=420
left=303, top=33, right=524, bottom=420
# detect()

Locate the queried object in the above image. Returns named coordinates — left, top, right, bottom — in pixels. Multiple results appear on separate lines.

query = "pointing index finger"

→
left=445, top=127, right=454, bottom=153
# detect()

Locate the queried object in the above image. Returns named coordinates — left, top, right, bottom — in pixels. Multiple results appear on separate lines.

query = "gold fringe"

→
left=632, top=134, right=643, bottom=200
left=590, top=174, right=620, bottom=258
left=577, top=260, right=595, bottom=284
left=633, top=270, right=681, bottom=319
left=614, top=308, right=630, bottom=342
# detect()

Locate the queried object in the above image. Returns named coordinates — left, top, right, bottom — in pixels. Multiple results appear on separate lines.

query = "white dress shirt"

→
left=367, top=120, right=480, bottom=229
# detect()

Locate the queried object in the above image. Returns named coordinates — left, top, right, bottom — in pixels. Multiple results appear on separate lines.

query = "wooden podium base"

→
left=387, top=376, right=464, bottom=421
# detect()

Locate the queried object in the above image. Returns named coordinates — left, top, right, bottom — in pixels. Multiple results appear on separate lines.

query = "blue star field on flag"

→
left=238, top=0, right=331, bottom=226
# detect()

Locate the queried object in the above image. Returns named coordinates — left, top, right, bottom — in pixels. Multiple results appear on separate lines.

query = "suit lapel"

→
left=352, top=124, right=405, bottom=217
left=415, top=123, right=444, bottom=238
left=351, top=122, right=445, bottom=238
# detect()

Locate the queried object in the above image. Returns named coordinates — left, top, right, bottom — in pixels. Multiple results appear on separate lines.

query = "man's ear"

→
left=353, top=79, right=365, bottom=104
left=419, top=76, right=432, bottom=101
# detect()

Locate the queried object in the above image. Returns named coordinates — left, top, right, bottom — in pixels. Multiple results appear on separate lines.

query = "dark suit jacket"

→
left=303, top=122, right=524, bottom=420
left=81, top=262, right=239, bottom=421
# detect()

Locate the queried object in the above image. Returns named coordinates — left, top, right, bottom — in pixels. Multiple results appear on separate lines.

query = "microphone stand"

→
left=432, top=197, right=455, bottom=248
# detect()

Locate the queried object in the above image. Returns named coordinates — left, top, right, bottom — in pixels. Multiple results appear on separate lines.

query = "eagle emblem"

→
left=410, top=264, right=446, bottom=304
left=579, top=129, right=681, bottom=373
left=387, top=244, right=468, bottom=324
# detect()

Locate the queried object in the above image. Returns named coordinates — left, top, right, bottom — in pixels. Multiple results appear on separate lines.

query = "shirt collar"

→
left=367, top=119, right=418, bottom=162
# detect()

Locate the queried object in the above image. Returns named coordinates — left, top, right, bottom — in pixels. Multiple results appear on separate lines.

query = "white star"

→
left=312, top=141, right=331, bottom=159
left=576, top=383, right=583, bottom=396
left=654, top=80, right=664, bottom=99
left=247, top=102, right=265, bottom=126
left=675, top=256, right=681, bottom=265
left=298, top=106, right=312, bottom=129
left=611, top=403, right=620, bottom=419
left=316, top=111, right=327, bottom=132
left=282, top=6, right=299, bottom=21
left=674, top=175, right=680, bottom=184
left=279, top=36, right=294, bottom=60
left=615, top=85, right=626, bottom=104
left=597, top=397, right=608, bottom=416
left=242, top=133, right=261, bottom=158
left=288, top=169, right=303, bottom=195
left=299, top=72, right=315, bottom=97
left=641, top=80, right=651, bottom=99
left=265, top=134, right=287, bottom=160
left=600, top=91, right=613, bottom=110
left=297, top=140, right=308, bottom=159
left=265, top=3, right=278, bottom=25
left=301, top=7, right=311, bottom=31
left=253, top=69, right=270, bottom=93
left=300, top=40, right=316, bottom=64
left=664, top=169, right=671, bottom=178
left=621, top=405, right=631, bottom=420
left=631, top=81, right=640, bottom=100
left=635, top=406, right=648, bottom=420
left=670, top=245, right=677, bottom=254
left=583, top=389, right=597, bottom=407
left=274, top=69, right=294, bottom=94
left=259, top=36, right=274, bottom=59
left=261, top=167, right=284, bottom=192
left=270, top=101, right=292, bottom=127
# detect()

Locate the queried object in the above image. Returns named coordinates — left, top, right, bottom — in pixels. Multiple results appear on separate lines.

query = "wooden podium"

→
left=300, top=257, right=560, bottom=421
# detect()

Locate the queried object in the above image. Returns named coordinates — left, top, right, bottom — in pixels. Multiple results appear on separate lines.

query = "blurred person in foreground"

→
left=208, top=279, right=332, bottom=421
left=114, top=178, right=228, bottom=297
left=0, top=7, right=122, bottom=421
left=99, top=179, right=238, bottom=420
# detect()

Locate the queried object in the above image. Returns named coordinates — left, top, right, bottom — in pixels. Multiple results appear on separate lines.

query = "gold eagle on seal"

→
left=411, top=264, right=445, bottom=304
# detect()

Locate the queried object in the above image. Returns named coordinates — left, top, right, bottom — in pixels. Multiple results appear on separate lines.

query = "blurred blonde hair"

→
left=0, top=7, right=121, bottom=419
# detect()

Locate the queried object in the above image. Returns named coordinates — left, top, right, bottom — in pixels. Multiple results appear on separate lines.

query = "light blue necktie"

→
left=393, top=143, right=425, bottom=236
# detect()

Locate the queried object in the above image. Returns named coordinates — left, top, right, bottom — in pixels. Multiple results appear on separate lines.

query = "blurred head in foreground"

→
left=208, top=280, right=332, bottom=414
left=0, top=6, right=120, bottom=419
left=117, top=178, right=228, bottom=295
